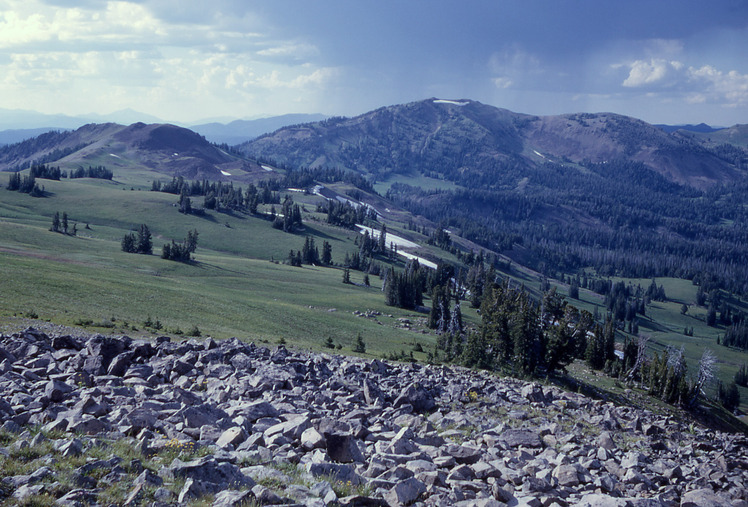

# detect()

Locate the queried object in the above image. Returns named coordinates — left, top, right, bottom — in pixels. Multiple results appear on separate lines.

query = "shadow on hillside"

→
left=636, top=316, right=671, bottom=334
left=550, top=371, right=748, bottom=436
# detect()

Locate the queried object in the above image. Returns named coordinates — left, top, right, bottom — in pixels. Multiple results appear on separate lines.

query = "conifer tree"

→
left=137, top=224, right=153, bottom=254
left=50, top=212, right=60, bottom=233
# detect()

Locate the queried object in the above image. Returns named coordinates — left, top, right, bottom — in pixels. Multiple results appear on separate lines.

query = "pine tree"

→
left=186, top=229, right=198, bottom=254
left=50, top=212, right=60, bottom=233
left=136, top=224, right=153, bottom=254
left=322, top=241, right=332, bottom=265
left=734, top=363, right=748, bottom=387
left=121, top=232, right=137, bottom=253
left=353, top=334, right=366, bottom=353
left=62, top=212, right=69, bottom=234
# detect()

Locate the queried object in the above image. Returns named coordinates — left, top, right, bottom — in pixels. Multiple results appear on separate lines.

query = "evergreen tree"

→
left=342, top=268, right=351, bottom=284
left=718, top=381, right=740, bottom=411
left=136, top=224, right=153, bottom=254
left=734, top=363, right=748, bottom=387
left=50, top=212, right=60, bottom=233
left=186, top=229, right=199, bottom=254
left=322, top=241, right=333, bottom=265
left=62, top=212, right=68, bottom=235
left=121, top=232, right=137, bottom=253
left=569, top=279, right=579, bottom=299
left=353, top=334, right=366, bottom=353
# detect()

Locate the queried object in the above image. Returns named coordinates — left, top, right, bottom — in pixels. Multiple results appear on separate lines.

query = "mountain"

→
left=686, top=124, right=748, bottom=150
left=0, top=107, right=164, bottom=131
left=0, top=122, right=262, bottom=180
left=239, top=98, right=744, bottom=189
left=0, top=128, right=69, bottom=146
left=191, top=113, right=328, bottom=145
left=238, top=98, right=748, bottom=295
left=655, top=123, right=723, bottom=134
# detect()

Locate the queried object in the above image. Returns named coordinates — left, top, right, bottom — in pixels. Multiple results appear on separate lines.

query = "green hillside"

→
left=0, top=169, right=471, bottom=359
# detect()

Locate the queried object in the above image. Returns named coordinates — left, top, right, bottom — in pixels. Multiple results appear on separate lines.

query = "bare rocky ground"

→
left=1, top=327, right=747, bottom=506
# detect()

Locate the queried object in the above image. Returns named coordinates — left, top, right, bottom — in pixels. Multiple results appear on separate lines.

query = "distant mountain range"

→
left=190, top=114, right=328, bottom=145
left=0, top=122, right=265, bottom=180
left=0, top=109, right=328, bottom=146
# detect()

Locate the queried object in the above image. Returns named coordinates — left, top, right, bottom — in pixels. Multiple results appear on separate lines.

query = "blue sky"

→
left=1, top=0, right=746, bottom=125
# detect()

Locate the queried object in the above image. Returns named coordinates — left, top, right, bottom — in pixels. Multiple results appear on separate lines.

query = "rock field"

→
left=1, top=328, right=747, bottom=506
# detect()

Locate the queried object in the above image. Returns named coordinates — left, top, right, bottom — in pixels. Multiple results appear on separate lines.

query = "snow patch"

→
left=261, top=165, right=274, bottom=172
left=109, top=153, right=120, bottom=159
left=220, top=170, right=232, bottom=176
left=398, top=251, right=438, bottom=270
left=356, top=225, right=419, bottom=249
left=533, top=150, right=546, bottom=159
left=434, top=99, right=469, bottom=106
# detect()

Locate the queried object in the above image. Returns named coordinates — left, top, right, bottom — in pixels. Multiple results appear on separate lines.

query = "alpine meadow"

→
left=6, top=1, right=748, bottom=504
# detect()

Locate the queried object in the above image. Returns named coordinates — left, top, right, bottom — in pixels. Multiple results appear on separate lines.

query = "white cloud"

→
left=0, top=0, right=339, bottom=120
left=492, top=77, right=513, bottom=89
left=257, top=42, right=319, bottom=61
left=688, top=65, right=748, bottom=107
left=622, top=58, right=683, bottom=87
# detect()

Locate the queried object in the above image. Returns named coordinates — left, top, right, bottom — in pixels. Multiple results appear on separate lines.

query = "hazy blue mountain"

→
left=0, top=128, right=70, bottom=146
left=191, top=113, right=328, bottom=145
left=655, top=123, right=723, bottom=134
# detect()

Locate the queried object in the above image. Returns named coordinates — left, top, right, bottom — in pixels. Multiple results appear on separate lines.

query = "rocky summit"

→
left=1, top=328, right=747, bottom=506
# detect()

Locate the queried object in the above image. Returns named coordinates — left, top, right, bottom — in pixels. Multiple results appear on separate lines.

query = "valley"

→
left=1, top=99, right=748, bottom=433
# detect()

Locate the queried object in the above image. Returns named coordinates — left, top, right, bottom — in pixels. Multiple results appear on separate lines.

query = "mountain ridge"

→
left=0, top=122, right=262, bottom=181
left=240, top=98, right=747, bottom=190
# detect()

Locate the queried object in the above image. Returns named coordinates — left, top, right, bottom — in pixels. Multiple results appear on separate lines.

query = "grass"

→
left=0, top=170, right=468, bottom=359
left=0, top=167, right=745, bottom=427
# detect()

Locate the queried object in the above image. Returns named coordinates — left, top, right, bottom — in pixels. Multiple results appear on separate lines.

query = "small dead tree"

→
left=689, top=348, right=718, bottom=408
left=625, top=333, right=650, bottom=384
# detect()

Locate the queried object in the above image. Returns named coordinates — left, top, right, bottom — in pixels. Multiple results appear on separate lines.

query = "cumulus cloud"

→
left=492, top=77, right=513, bottom=89
left=0, top=0, right=338, bottom=119
left=619, top=56, right=748, bottom=110
left=688, top=65, right=748, bottom=107
left=622, top=58, right=684, bottom=87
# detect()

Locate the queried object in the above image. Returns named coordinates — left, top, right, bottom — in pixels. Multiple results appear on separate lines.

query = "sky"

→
left=1, top=0, right=747, bottom=126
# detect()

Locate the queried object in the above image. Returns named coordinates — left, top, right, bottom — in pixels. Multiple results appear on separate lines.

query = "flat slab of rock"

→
left=498, top=429, right=542, bottom=448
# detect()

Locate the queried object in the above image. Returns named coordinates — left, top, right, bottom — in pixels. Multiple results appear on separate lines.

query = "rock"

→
left=307, top=462, right=361, bottom=485
left=251, top=484, right=284, bottom=505
left=45, top=379, right=73, bottom=403
left=383, top=477, right=426, bottom=506
left=165, top=456, right=255, bottom=490
left=553, top=464, right=580, bottom=487
left=325, top=432, right=365, bottom=463
left=133, top=469, right=163, bottom=487
left=521, top=383, right=546, bottom=403
left=680, top=488, right=728, bottom=507
left=213, top=489, right=256, bottom=506
left=301, top=427, right=326, bottom=451
left=216, top=426, right=247, bottom=449
left=393, top=382, right=436, bottom=413
left=499, top=429, right=543, bottom=448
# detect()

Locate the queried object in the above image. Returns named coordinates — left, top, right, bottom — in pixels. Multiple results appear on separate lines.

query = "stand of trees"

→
left=121, top=224, right=153, bottom=254
left=161, top=229, right=199, bottom=262
left=70, top=165, right=113, bottom=180
left=50, top=211, right=77, bottom=236
left=152, top=176, right=280, bottom=215
left=6, top=172, right=44, bottom=196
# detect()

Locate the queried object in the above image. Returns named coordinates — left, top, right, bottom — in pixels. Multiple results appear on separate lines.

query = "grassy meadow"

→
left=1, top=166, right=746, bottom=424
left=0, top=169, right=478, bottom=358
